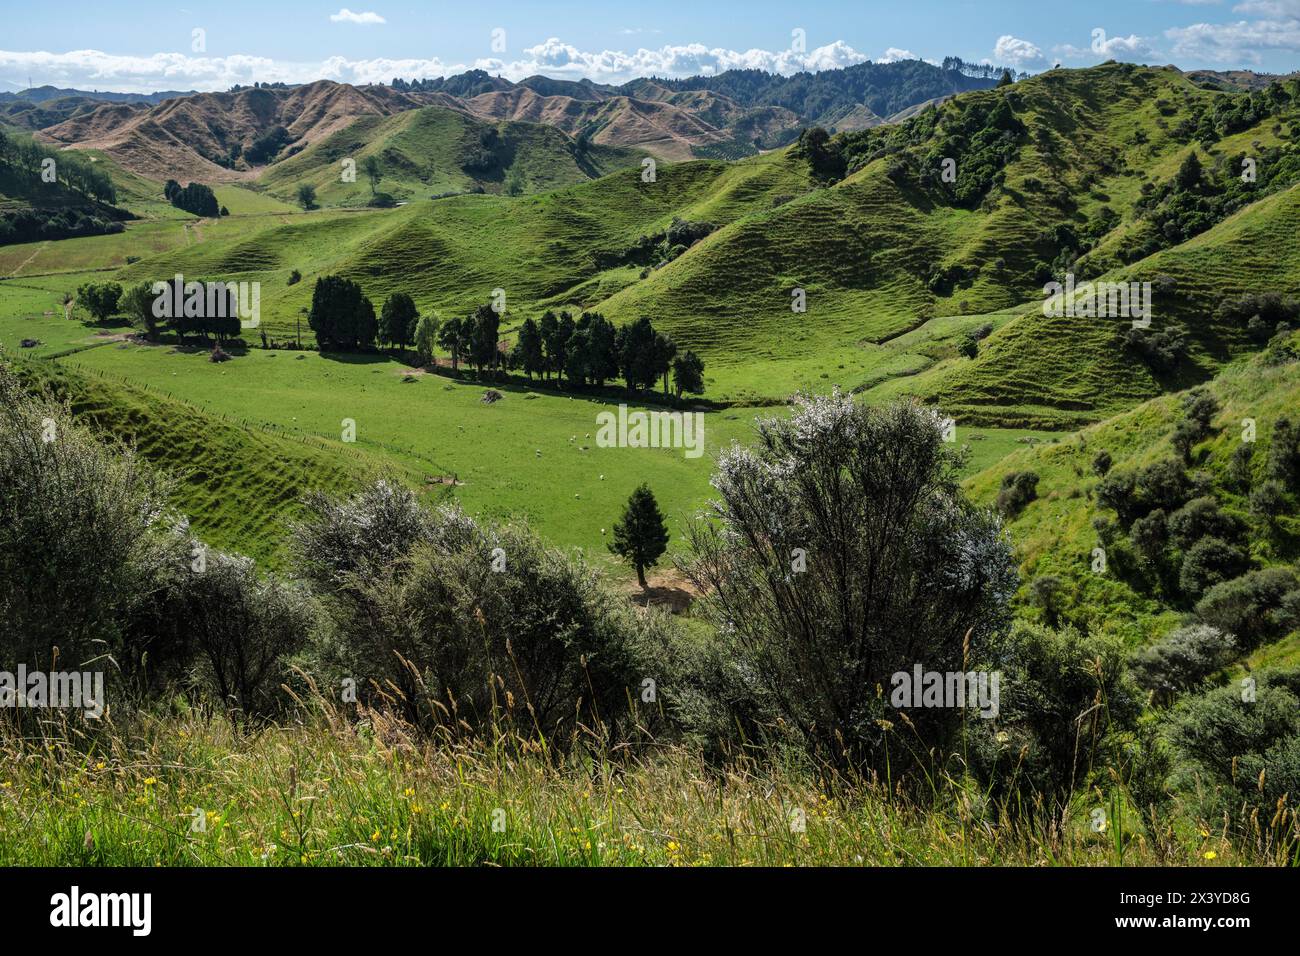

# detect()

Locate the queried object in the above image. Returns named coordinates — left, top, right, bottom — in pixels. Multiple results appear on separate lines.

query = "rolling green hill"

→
left=6, top=61, right=1300, bottom=570
left=258, top=106, right=646, bottom=206
left=964, top=336, right=1300, bottom=666
left=7, top=356, right=392, bottom=566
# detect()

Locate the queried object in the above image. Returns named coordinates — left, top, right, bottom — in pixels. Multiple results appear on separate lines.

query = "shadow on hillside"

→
left=404, top=363, right=730, bottom=412
left=317, top=350, right=396, bottom=367
left=626, top=583, right=695, bottom=615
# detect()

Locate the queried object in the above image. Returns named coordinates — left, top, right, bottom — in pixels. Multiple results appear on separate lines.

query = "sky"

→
left=1, top=0, right=1299, bottom=93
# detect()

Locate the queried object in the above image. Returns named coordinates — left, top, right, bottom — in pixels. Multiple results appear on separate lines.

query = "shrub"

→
left=1167, top=669, right=1300, bottom=823
left=997, top=470, right=1040, bottom=518
left=1129, top=508, right=1169, bottom=569
left=967, top=622, right=1140, bottom=806
left=1027, top=574, right=1067, bottom=627
left=683, top=394, right=1016, bottom=777
left=1135, top=458, right=1191, bottom=514
left=1178, top=536, right=1250, bottom=597
left=292, top=479, right=432, bottom=587
left=1096, top=469, right=1139, bottom=524
left=159, top=550, right=316, bottom=717
left=1194, top=567, right=1300, bottom=649
left=1167, top=496, right=1245, bottom=551
left=1091, top=449, right=1113, bottom=477
left=0, top=361, right=188, bottom=691
left=1249, top=478, right=1288, bottom=529
left=1130, top=624, right=1236, bottom=703
left=1124, top=325, right=1187, bottom=371
left=1227, top=442, right=1255, bottom=491
left=296, top=483, right=670, bottom=741
left=1267, top=417, right=1300, bottom=489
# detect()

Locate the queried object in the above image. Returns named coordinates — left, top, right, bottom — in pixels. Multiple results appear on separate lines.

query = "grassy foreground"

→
left=0, top=698, right=1285, bottom=867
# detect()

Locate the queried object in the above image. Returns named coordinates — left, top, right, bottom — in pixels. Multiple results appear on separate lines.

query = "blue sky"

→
left=2, top=1, right=1300, bottom=92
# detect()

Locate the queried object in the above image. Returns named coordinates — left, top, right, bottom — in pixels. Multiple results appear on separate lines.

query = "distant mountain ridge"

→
left=0, top=85, right=194, bottom=105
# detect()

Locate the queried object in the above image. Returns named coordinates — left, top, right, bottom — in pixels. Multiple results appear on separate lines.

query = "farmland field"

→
left=2, top=8, right=1300, bottom=905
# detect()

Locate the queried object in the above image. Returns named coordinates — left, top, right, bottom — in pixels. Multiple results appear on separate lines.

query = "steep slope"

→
left=963, top=338, right=1300, bottom=662
left=0, top=96, right=133, bottom=132
left=587, top=63, right=1300, bottom=404
left=108, top=149, right=813, bottom=342
left=9, top=357, right=395, bottom=567
left=886, top=182, right=1300, bottom=429
left=40, top=81, right=427, bottom=183
left=257, top=105, right=645, bottom=204
left=639, top=60, right=1001, bottom=125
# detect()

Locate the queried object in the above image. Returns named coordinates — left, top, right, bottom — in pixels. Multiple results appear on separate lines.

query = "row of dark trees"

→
left=164, top=179, right=221, bottom=217
left=306, top=275, right=706, bottom=398
left=79, top=280, right=245, bottom=345
left=509, top=311, right=704, bottom=399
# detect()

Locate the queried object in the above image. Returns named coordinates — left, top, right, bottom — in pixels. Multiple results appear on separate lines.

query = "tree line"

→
left=307, top=275, right=706, bottom=399
left=164, top=179, right=222, bottom=217
left=0, top=126, right=117, bottom=203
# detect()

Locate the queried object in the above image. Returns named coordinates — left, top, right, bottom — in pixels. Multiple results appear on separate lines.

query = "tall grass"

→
left=0, top=688, right=1289, bottom=867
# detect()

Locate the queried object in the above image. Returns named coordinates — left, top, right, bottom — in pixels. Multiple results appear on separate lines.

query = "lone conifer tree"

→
left=609, top=483, right=669, bottom=588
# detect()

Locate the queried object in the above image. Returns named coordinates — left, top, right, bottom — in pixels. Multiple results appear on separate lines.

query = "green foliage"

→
left=609, top=483, right=669, bottom=587
left=1194, top=567, right=1300, bottom=650
left=158, top=550, right=317, bottom=717
left=672, top=349, right=705, bottom=398
left=119, top=282, right=159, bottom=340
left=683, top=394, right=1016, bottom=776
left=510, top=316, right=545, bottom=379
left=294, top=479, right=672, bottom=739
left=308, top=275, right=377, bottom=350
left=378, top=292, right=418, bottom=350
left=245, top=125, right=292, bottom=165
left=413, top=313, right=440, bottom=364
left=0, top=359, right=183, bottom=682
left=1130, top=623, right=1236, bottom=703
left=1179, top=536, right=1250, bottom=597
left=969, top=621, right=1140, bottom=805
left=996, top=469, right=1039, bottom=517
left=1092, top=449, right=1113, bottom=477
left=466, top=303, right=501, bottom=375
left=792, top=126, right=846, bottom=182
left=75, top=281, right=122, bottom=321
left=166, top=180, right=220, bottom=217
left=1168, top=668, right=1300, bottom=824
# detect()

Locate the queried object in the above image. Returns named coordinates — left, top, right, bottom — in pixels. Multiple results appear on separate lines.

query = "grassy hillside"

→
left=8, top=356, right=391, bottom=567
left=23, top=63, right=1298, bottom=409
left=259, top=106, right=645, bottom=206
left=101, top=149, right=812, bottom=348
left=965, top=338, right=1300, bottom=658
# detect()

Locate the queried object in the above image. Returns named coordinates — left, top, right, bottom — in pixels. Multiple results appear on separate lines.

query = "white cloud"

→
left=1054, top=29, right=1159, bottom=63
left=992, top=35, right=1048, bottom=69
left=1094, top=32, right=1158, bottom=59
left=878, top=47, right=917, bottom=63
left=329, top=9, right=385, bottom=25
left=1165, top=17, right=1300, bottom=62
left=1232, top=1, right=1300, bottom=14
left=516, top=37, right=870, bottom=80
left=0, top=38, right=886, bottom=93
